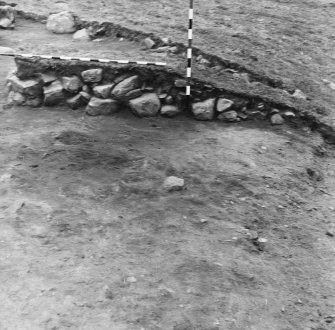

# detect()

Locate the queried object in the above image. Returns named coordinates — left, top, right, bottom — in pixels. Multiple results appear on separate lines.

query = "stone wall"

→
left=5, top=56, right=297, bottom=125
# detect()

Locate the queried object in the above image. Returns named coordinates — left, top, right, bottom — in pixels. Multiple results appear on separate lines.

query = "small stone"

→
left=79, top=91, right=91, bottom=103
left=163, top=176, right=185, bottom=191
left=7, top=75, right=42, bottom=98
left=93, top=84, right=114, bottom=99
left=126, top=276, right=137, bottom=283
left=160, top=105, right=180, bottom=118
left=270, top=108, right=280, bottom=114
left=11, top=92, right=26, bottom=105
left=169, top=46, right=178, bottom=54
left=216, top=98, right=234, bottom=112
left=174, top=79, right=187, bottom=88
left=153, top=46, right=170, bottom=53
left=66, top=94, right=83, bottom=109
left=46, top=11, right=77, bottom=34
left=165, top=95, right=174, bottom=105
left=43, top=80, right=64, bottom=106
left=200, top=219, right=208, bottom=223
left=326, top=229, right=334, bottom=237
left=282, top=111, right=296, bottom=119
left=129, top=93, right=161, bottom=117
left=270, top=114, right=284, bottom=125
left=81, top=69, right=103, bottom=83
left=143, top=37, right=155, bottom=49
left=73, top=28, right=90, bottom=40
left=25, top=97, right=43, bottom=107
left=218, top=110, right=238, bottom=122
left=192, top=99, right=215, bottom=121
left=161, top=37, right=172, bottom=45
left=292, top=89, right=307, bottom=100
left=85, top=97, right=120, bottom=116
left=62, top=75, right=83, bottom=93
left=0, top=5, right=15, bottom=29
left=37, top=73, right=58, bottom=85
left=158, top=93, right=168, bottom=100
left=111, top=75, right=141, bottom=99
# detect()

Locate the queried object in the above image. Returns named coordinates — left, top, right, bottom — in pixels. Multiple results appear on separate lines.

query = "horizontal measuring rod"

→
left=0, top=53, right=167, bottom=66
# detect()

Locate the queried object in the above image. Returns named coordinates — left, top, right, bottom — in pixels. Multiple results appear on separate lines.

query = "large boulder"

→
left=85, top=97, right=120, bottom=116
left=160, top=105, right=181, bottom=118
left=129, top=93, right=161, bottom=117
left=93, top=84, right=115, bottom=99
left=192, top=99, right=215, bottom=121
left=7, top=75, right=42, bottom=98
left=0, top=5, right=15, bottom=29
left=46, top=11, right=77, bottom=34
left=111, top=76, right=141, bottom=99
left=43, top=80, right=64, bottom=106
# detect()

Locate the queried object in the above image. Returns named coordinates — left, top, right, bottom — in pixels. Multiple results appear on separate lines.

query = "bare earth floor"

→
left=1, top=3, right=335, bottom=330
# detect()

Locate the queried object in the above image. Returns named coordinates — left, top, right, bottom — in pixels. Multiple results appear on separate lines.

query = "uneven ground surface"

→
left=1, top=3, right=335, bottom=330
left=16, top=0, right=335, bottom=114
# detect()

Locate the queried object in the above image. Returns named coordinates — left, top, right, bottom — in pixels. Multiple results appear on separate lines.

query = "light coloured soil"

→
left=0, top=4, right=335, bottom=330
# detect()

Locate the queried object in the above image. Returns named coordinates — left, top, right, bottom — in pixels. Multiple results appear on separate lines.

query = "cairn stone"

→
left=218, top=110, right=238, bottom=122
left=62, top=76, right=83, bottom=93
left=217, top=98, right=234, bottom=112
left=25, top=97, right=43, bottom=108
left=73, top=28, right=90, bottom=41
left=143, top=37, right=155, bottom=49
left=124, top=89, right=142, bottom=100
left=129, top=93, right=161, bottom=117
left=163, top=176, right=185, bottom=192
left=0, top=5, right=15, bottom=29
left=85, top=97, right=120, bottom=116
left=81, top=69, right=103, bottom=83
left=192, top=99, right=215, bottom=121
left=160, top=105, right=180, bottom=118
left=7, top=75, right=42, bottom=98
left=66, top=94, right=83, bottom=109
left=79, top=91, right=91, bottom=103
left=93, top=84, right=115, bottom=99
left=270, top=114, right=285, bottom=125
left=46, top=11, right=77, bottom=34
left=111, top=76, right=141, bottom=99
left=43, top=80, right=64, bottom=106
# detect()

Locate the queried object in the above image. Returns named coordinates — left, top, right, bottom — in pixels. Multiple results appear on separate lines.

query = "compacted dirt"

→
left=1, top=3, right=335, bottom=330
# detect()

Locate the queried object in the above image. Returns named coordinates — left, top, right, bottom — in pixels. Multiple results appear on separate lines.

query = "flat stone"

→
left=160, top=105, right=181, bottom=118
left=66, top=94, right=83, bottom=109
left=124, top=89, right=142, bottom=100
left=81, top=69, right=103, bottom=83
left=0, top=46, right=14, bottom=54
left=93, top=84, right=114, bottom=99
left=46, top=11, right=77, bottom=34
left=85, top=97, right=120, bottom=116
left=73, top=28, right=90, bottom=40
left=43, top=80, right=64, bottom=106
left=271, top=113, right=285, bottom=125
left=143, top=37, right=155, bottom=49
left=111, top=75, right=141, bottom=99
left=218, top=110, right=238, bottom=122
left=163, top=176, right=185, bottom=192
left=282, top=111, right=296, bottom=119
left=129, top=93, right=161, bottom=117
left=7, top=75, right=42, bottom=98
left=217, top=98, right=234, bottom=112
left=0, top=5, right=15, bottom=29
left=192, top=99, right=215, bottom=121
left=62, top=75, right=83, bottom=93
left=174, top=79, right=187, bottom=88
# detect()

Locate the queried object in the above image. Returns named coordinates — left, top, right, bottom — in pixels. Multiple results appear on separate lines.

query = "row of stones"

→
left=6, top=68, right=295, bottom=124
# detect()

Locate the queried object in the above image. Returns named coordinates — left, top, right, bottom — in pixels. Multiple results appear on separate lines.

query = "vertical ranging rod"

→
left=186, top=0, right=194, bottom=106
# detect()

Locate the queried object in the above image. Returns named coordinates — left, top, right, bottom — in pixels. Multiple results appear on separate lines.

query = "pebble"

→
left=163, top=176, right=185, bottom=191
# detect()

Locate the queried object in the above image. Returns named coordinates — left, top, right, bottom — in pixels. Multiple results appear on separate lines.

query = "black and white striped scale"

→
left=186, top=0, right=194, bottom=97
left=0, top=53, right=167, bottom=66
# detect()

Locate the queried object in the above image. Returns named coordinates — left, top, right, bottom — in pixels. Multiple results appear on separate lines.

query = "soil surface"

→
left=15, top=0, right=335, bottom=115
left=1, top=4, right=335, bottom=330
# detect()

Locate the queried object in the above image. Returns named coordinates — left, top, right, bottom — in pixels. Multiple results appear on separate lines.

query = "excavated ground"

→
left=0, top=5, right=335, bottom=330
